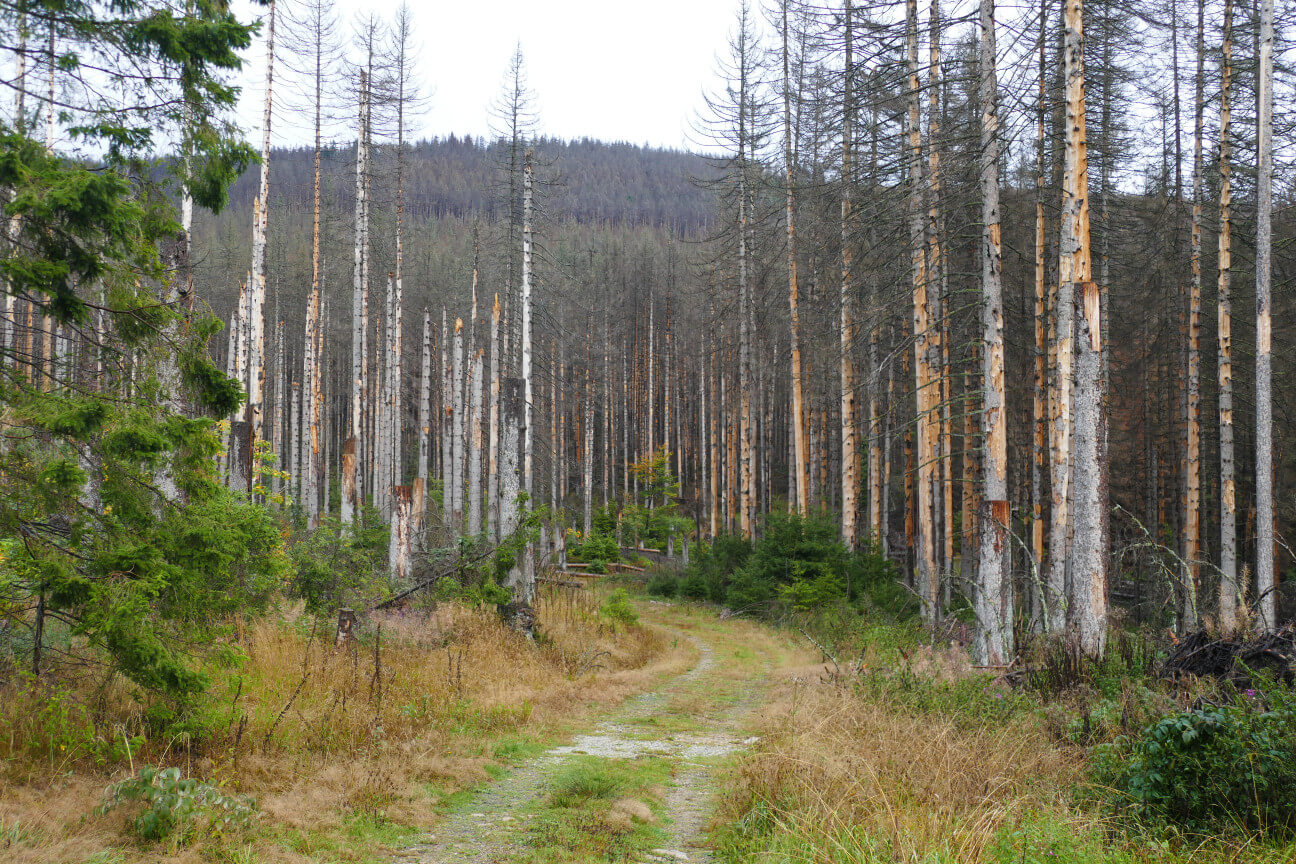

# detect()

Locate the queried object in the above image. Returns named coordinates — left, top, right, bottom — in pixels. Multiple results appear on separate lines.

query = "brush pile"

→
left=1160, top=624, right=1296, bottom=687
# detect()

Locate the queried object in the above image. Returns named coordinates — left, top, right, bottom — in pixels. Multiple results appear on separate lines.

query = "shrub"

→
left=1093, top=684, right=1296, bottom=834
left=99, top=766, right=256, bottom=843
left=572, top=533, right=620, bottom=566
left=645, top=573, right=678, bottom=598
left=600, top=589, right=639, bottom=627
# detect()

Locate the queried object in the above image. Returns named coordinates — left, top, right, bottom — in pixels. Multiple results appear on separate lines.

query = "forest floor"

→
left=389, top=602, right=811, bottom=864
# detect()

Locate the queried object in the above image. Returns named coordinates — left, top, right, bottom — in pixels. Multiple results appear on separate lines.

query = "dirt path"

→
left=393, top=603, right=795, bottom=864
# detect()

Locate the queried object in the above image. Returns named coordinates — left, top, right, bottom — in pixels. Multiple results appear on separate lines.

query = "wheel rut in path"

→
left=394, top=612, right=774, bottom=864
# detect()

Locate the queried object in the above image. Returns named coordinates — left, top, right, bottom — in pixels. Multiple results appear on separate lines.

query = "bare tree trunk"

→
left=418, top=309, right=432, bottom=486
left=1031, top=0, right=1049, bottom=629
left=468, top=350, right=484, bottom=535
left=1256, top=0, right=1275, bottom=630
left=520, top=151, right=536, bottom=589
left=489, top=294, right=501, bottom=541
left=441, top=308, right=453, bottom=528
left=584, top=359, right=594, bottom=538
left=975, top=0, right=1011, bottom=665
left=840, top=0, right=859, bottom=548
left=389, top=485, right=413, bottom=583
left=244, top=0, right=276, bottom=495
left=500, top=377, right=530, bottom=606
left=1063, top=0, right=1106, bottom=656
left=1218, top=0, right=1239, bottom=632
left=1182, top=0, right=1205, bottom=629
left=780, top=1, right=810, bottom=518
left=345, top=67, right=369, bottom=525
left=452, top=317, right=465, bottom=529
left=907, top=0, right=937, bottom=622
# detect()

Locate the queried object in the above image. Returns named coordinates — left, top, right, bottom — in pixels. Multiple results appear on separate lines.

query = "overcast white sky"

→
left=233, top=0, right=748, bottom=152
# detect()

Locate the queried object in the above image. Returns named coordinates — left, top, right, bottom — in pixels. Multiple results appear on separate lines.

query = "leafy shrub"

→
left=100, top=766, right=256, bottom=843
left=1093, top=684, right=1296, bottom=834
left=645, top=573, right=677, bottom=598
left=600, top=589, right=639, bottom=627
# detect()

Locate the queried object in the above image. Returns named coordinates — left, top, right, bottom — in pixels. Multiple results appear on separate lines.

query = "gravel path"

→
left=393, top=613, right=771, bottom=864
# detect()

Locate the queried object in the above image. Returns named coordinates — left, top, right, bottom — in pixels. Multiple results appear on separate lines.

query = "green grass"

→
left=518, top=756, right=674, bottom=863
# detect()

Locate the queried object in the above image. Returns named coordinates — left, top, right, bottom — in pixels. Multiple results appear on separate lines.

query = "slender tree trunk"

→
left=1032, top=0, right=1049, bottom=629
left=243, top=0, right=276, bottom=492
left=1255, top=0, right=1275, bottom=630
left=907, top=0, right=938, bottom=621
left=1182, top=0, right=1205, bottom=629
left=345, top=67, right=369, bottom=525
left=520, top=151, right=536, bottom=594
left=1063, top=0, right=1106, bottom=655
left=1218, top=0, right=1239, bottom=632
left=468, top=350, right=484, bottom=535
left=975, top=0, right=1011, bottom=665
left=840, top=0, right=859, bottom=547
left=489, top=294, right=501, bottom=541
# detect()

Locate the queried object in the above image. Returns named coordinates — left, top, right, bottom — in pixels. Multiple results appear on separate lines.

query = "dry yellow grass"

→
left=718, top=675, right=1083, bottom=863
left=0, top=586, right=689, bottom=863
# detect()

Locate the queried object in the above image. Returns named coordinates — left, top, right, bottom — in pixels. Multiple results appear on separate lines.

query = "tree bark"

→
left=975, top=0, right=1012, bottom=665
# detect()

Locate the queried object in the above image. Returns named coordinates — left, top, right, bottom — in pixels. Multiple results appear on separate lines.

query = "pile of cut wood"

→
left=1160, top=625, right=1296, bottom=687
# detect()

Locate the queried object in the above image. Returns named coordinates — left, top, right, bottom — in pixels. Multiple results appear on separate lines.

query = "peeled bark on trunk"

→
left=1031, top=0, right=1048, bottom=628
left=500, top=376, right=530, bottom=604
left=1218, top=0, right=1239, bottom=633
left=1062, top=0, right=1106, bottom=656
left=468, top=350, right=484, bottom=535
left=975, top=0, right=1012, bottom=665
left=388, top=485, right=413, bottom=583
left=441, top=308, right=453, bottom=527
left=781, top=1, right=809, bottom=518
left=1256, top=0, right=1275, bottom=631
left=907, top=0, right=938, bottom=621
left=489, top=294, right=501, bottom=541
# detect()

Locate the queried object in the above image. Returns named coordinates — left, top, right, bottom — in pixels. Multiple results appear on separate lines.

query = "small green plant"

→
left=99, top=766, right=256, bottom=843
left=645, top=572, right=678, bottom=598
left=548, top=760, right=629, bottom=807
left=600, top=589, right=639, bottom=627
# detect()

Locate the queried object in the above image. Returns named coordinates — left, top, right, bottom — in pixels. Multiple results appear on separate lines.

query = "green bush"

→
left=645, top=573, right=677, bottom=598
left=1093, top=684, right=1296, bottom=834
left=600, top=589, right=639, bottom=627
left=572, top=533, right=620, bottom=566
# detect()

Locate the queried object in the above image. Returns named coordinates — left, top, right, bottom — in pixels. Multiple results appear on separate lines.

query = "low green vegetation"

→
left=521, top=755, right=672, bottom=862
left=647, top=511, right=907, bottom=620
